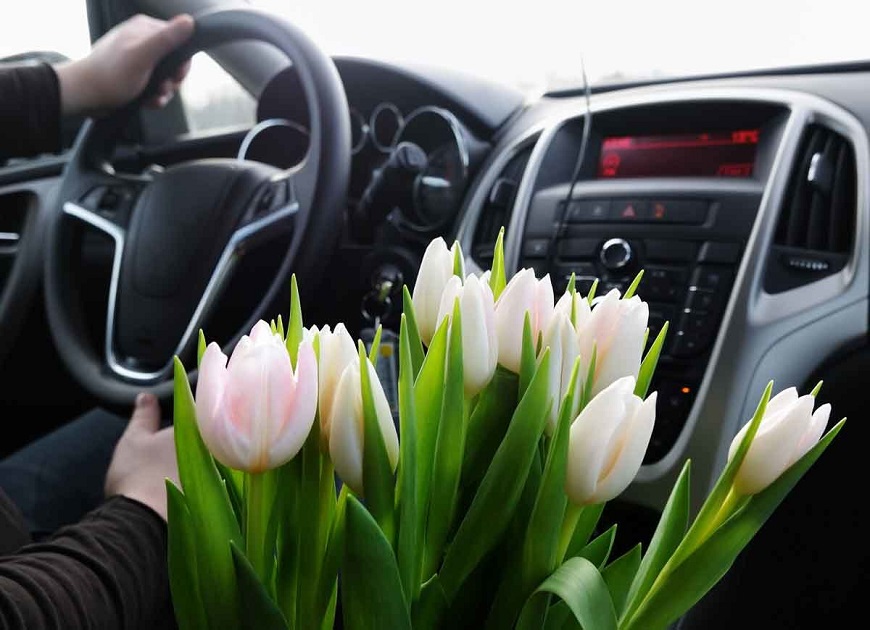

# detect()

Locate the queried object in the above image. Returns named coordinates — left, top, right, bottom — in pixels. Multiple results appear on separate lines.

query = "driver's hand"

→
left=105, top=393, right=178, bottom=521
left=54, top=13, right=195, bottom=117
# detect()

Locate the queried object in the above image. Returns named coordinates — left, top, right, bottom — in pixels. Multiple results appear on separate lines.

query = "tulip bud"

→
left=494, top=268, right=554, bottom=373
left=312, top=323, right=358, bottom=447
left=565, top=376, right=656, bottom=505
left=728, top=387, right=830, bottom=495
left=195, top=320, right=318, bottom=472
left=541, top=310, right=581, bottom=434
left=413, top=237, right=460, bottom=345
left=578, top=289, right=648, bottom=397
left=436, top=274, right=499, bottom=396
left=328, top=358, right=400, bottom=496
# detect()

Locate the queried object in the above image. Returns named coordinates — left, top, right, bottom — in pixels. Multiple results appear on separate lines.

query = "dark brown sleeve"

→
left=0, top=491, right=30, bottom=555
left=0, top=496, right=176, bottom=629
left=0, top=63, right=62, bottom=162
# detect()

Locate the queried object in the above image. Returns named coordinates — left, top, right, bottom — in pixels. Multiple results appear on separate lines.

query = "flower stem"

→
left=246, top=471, right=268, bottom=582
left=557, top=502, right=584, bottom=562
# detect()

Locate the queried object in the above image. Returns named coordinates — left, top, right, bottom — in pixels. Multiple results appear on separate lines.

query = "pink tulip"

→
left=494, top=268, right=554, bottom=373
left=195, top=320, right=318, bottom=472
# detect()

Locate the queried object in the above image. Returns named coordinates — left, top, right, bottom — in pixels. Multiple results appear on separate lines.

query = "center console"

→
left=512, top=100, right=789, bottom=462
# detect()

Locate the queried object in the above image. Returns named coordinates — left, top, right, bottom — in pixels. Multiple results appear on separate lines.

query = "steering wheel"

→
left=44, top=8, right=350, bottom=406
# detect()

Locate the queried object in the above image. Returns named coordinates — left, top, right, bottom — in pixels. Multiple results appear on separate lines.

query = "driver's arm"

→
left=0, top=13, right=193, bottom=163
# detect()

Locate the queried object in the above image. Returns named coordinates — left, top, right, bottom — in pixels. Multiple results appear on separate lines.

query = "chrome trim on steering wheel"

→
left=63, top=198, right=300, bottom=383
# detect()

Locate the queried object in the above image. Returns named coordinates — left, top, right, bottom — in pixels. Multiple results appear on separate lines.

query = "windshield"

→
left=255, top=0, right=869, bottom=94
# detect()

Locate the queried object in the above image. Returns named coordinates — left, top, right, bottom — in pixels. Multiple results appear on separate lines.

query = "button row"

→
left=670, top=266, right=734, bottom=357
left=565, top=198, right=709, bottom=225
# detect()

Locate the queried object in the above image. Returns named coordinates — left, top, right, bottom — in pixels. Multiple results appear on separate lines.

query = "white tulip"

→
left=554, top=289, right=592, bottom=333
left=437, top=274, right=498, bottom=396
left=565, top=376, right=656, bottom=505
left=728, top=387, right=830, bottom=495
left=311, top=323, right=358, bottom=446
left=494, top=268, right=554, bottom=373
left=412, top=238, right=460, bottom=345
left=541, top=310, right=581, bottom=435
left=578, top=290, right=648, bottom=397
left=328, top=358, right=400, bottom=497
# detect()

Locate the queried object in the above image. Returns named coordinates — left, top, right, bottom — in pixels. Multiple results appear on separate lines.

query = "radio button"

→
left=691, top=266, right=734, bottom=291
left=645, top=240, right=698, bottom=262
left=567, top=199, right=610, bottom=222
left=644, top=267, right=687, bottom=302
left=648, top=199, right=709, bottom=224
left=685, top=287, right=717, bottom=311
left=558, top=238, right=599, bottom=259
left=523, top=239, right=550, bottom=258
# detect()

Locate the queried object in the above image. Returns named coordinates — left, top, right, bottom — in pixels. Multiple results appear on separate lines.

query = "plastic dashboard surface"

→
left=456, top=73, right=870, bottom=512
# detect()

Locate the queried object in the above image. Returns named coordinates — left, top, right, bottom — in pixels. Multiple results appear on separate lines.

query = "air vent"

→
left=765, top=125, right=857, bottom=294
left=472, top=141, right=536, bottom=268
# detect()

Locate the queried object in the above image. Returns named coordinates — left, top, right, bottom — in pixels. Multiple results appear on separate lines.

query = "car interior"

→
left=1, top=0, right=866, bottom=626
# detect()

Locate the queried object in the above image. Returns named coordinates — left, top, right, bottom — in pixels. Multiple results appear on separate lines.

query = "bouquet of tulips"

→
left=167, top=229, right=844, bottom=630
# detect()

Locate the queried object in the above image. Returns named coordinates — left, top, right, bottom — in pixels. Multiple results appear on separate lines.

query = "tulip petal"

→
left=196, top=342, right=228, bottom=426
left=792, top=402, right=830, bottom=465
left=495, top=268, right=538, bottom=373
left=413, top=237, right=454, bottom=344
left=269, top=341, right=319, bottom=468
left=329, top=364, right=366, bottom=495
left=318, top=323, right=358, bottom=441
left=367, top=360, right=400, bottom=470
left=592, top=392, right=656, bottom=503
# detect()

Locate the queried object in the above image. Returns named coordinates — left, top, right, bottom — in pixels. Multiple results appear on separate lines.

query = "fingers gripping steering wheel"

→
left=44, top=9, right=350, bottom=406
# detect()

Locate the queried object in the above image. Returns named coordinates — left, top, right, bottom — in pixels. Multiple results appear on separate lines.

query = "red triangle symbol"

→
left=622, top=205, right=636, bottom=218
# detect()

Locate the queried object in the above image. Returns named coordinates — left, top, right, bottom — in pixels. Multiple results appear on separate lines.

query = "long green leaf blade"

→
left=438, top=350, right=552, bottom=600
left=402, top=286, right=425, bottom=377
left=490, top=226, right=507, bottom=300
left=424, top=300, right=466, bottom=576
left=635, top=321, right=669, bottom=399
left=602, top=543, right=642, bottom=619
left=516, top=557, right=617, bottom=630
left=166, top=482, right=208, bottom=630
left=359, top=342, right=396, bottom=542
left=231, top=543, right=289, bottom=630
left=579, top=525, right=616, bottom=569
left=565, top=503, right=605, bottom=559
left=621, top=460, right=690, bottom=624
left=286, top=274, right=303, bottom=367
left=396, top=314, right=420, bottom=602
left=343, top=497, right=412, bottom=630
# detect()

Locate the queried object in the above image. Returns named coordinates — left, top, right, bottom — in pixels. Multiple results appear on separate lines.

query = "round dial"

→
left=600, top=238, right=633, bottom=270
left=370, top=103, right=403, bottom=152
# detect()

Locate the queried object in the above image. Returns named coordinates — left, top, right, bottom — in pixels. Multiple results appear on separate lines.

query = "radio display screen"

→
left=597, top=130, right=759, bottom=179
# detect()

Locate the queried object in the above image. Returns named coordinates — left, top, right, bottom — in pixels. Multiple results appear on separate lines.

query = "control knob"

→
left=600, top=238, right=633, bottom=270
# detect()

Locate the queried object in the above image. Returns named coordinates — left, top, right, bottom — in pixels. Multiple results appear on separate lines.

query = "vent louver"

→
left=765, top=125, right=857, bottom=293
left=471, top=141, right=536, bottom=269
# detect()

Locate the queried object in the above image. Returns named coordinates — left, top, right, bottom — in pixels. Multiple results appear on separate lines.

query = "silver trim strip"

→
left=237, top=118, right=310, bottom=162
left=63, top=199, right=299, bottom=383
left=0, top=232, right=20, bottom=243
left=370, top=102, right=404, bottom=153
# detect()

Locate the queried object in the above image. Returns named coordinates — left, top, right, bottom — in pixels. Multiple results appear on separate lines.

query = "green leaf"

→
left=316, top=486, right=347, bottom=628
left=396, top=315, right=420, bottom=602
left=542, top=601, right=572, bottom=630
left=516, top=557, right=617, bottom=630
left=622, top=270, right=644, bottom=300
left=579, top=525, right=616, bottom=569
left=172, top=358, right=241, bottom=629
left=566, top=272, right=577, bottom=296
left=286, top=274, right=303, bottom=367
left=230, top=543, right=289, bottom=630
left=620, top=460, right=690, bottom=624
left=460, top=369, right=519, bottom=501
left=342, top=497, right=412, bottom=630
left=296, top=424, right=325, bottom=627
left=413, top=318, right=449, bottom=582
left=602, top=543, right=642, bottom=619
left=490, top=226, right=507, bottom=300
left=276, top=314, right=285, bottom=340
left=586, top=279, right=599, bottom=304
left=519, top=313, right=536, bottom=398
left=438, top=350, right=553, bottom=600
left=577, top=345, right=597, bottom=414
left=402, top=286, right=425, bottom=377
left=197, top=330, right=207, bottom=368
left=368, top=325, right=383, bottom=366
left=635, top=321, right=669, bottom=399
left=359, top=342, right=396, bottom=543
left=518, top=359, right=581, bottom=623
left=810, top=380, right=823, bottom=397
left=166, top=482, right=208, bottom=630
left=452, top=241, right=466, bottom=277
left=624, top=419, right=845, bottom=630
left=214, top=460, right=244, bottom=526
left=565, top=503, right=605, bottom=560
left=424, top=300, right=466, bottom=576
